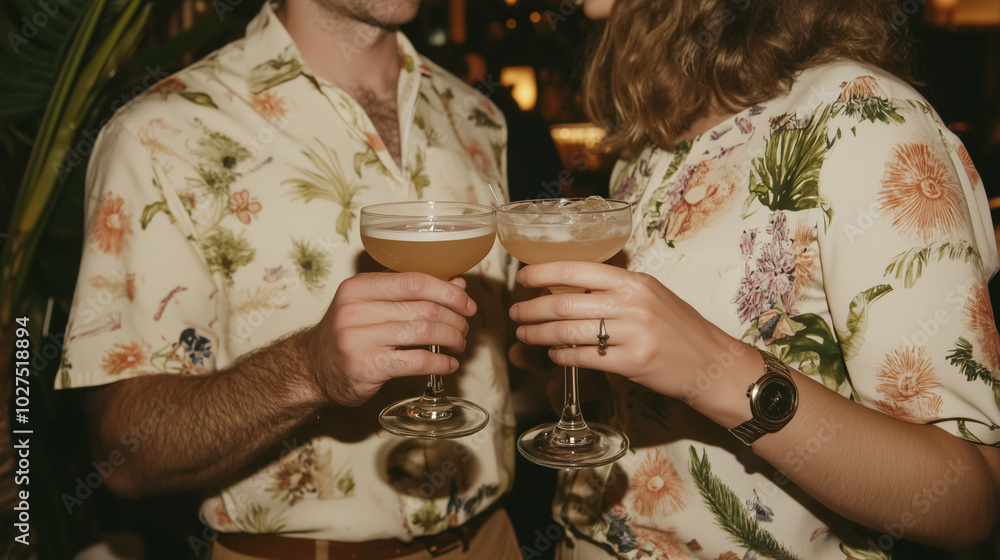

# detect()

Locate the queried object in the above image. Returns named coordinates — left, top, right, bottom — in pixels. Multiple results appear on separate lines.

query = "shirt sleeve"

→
left=816, top=75, right=1000, bottom=445
left=56, top=116, right=226, bottom=390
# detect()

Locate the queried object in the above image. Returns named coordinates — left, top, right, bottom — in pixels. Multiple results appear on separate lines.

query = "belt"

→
left=215, top=506, right=499, bottom=560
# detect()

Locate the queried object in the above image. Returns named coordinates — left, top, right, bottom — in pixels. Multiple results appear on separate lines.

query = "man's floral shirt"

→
left=57, top=2, right=517, bottom=542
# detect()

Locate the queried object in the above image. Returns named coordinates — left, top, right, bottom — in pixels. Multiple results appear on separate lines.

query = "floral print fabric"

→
left=57, top=2, right=516, bottom=542
left=557, top=63, right=1000, bottom=559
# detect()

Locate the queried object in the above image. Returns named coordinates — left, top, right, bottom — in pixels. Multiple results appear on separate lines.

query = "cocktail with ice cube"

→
left=360, top=201, right=496, bottom=439
left=497, top=197, right=631, bottom=469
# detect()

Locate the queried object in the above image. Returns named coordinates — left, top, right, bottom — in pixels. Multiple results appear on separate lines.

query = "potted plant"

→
left=0, top=1, right=248, bottom=557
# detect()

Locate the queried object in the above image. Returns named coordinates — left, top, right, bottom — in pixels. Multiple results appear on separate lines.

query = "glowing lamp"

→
left=928, top=0, right=1000, bottom=26
left=500, top=66, right=538, bottom=111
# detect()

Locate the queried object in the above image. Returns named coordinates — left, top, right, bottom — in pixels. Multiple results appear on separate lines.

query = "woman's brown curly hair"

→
left=583, top=0, right=914, bottom=157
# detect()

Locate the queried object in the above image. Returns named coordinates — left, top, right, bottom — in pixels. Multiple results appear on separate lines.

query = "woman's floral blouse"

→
left=556, top=63, right=1000, bottom=560
left=57, top=2, right=517, bottom=543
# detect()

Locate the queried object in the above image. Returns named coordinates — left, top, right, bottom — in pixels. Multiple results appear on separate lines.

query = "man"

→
left=57, top=0, right=521, bottom=558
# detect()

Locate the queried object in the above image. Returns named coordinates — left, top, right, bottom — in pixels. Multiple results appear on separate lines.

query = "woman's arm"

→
left=510, top=261, right=1000, bottom=549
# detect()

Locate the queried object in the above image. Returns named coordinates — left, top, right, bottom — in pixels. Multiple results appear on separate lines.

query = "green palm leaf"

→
left=643, top=141, right=693, bottom=237
left=831, top=97, right=906, bottom=125
left=947, top=337, right=997, bottom=386
left=955, top=420, right=1000, bottom=446
left=946, top=338, right=1000, bottom=411
left=1, top=0, right=244, bottom=331
left=769, top=313, right=847, bottom=391
left=746, top=107, right=834, bottom=227
left=957, top=420, right=987, bottom=445
left=352, top=146, right=382, bottom=177
left=661, top=140, right=691, bottom=181
left=836, top=284, right=894, bottom=360
left=0, top=2, right=89, bottom=121
left=1, top=0, right=150, bottom=329
left=408, top=147, right=430, bottom=198
left=283, top=139, right=368, bottom=240
left=490, top=138, right=505, bottom=181
left=411, top=500, right=447, bottom=533
left=0, top=3, right=260, bottom=557
left=883, top=241, right=982, bottom=289
left=235, top=503, right=289, bottom=534
left=689, top=446, right=800, bottom=560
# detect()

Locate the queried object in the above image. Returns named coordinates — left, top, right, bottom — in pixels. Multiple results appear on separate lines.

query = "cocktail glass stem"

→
left=514, top=345, right=627, bottom=468
left=421, top=373, right=446, bottom=403
left=550, top=362, right=595, bottom=447
left=409, top=347, right=454, bottom=421
left=379, top=345, right=488, bottom=438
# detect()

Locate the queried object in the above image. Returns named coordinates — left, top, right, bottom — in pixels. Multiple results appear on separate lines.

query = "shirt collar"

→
left=243, top=2, right=307, bottom=93
left=395, top=31, right=434, bottom=80
left=242, top=2, right=433, bottom=94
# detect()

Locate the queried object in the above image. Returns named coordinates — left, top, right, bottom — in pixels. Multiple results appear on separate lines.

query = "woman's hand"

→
left=509, top=261, right=757, bottom=407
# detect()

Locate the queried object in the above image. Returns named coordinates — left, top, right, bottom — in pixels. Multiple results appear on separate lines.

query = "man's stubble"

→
left=309, top=0, right=421, bottom=28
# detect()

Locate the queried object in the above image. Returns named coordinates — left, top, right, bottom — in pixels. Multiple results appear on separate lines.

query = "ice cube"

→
left=501, top=197, right=618, bottom=225
left=572, top=196, right=612, bottom=212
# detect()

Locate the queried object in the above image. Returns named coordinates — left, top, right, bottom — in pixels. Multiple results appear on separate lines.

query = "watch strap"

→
left=758, top=348, right=792, bottom=379
left=728, top=348, right=795, bottom=446
left=729, top=420, right=770, bottom=446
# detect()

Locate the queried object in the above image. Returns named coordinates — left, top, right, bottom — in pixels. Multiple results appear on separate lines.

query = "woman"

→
left=510, top=0, right=1000, bottom=558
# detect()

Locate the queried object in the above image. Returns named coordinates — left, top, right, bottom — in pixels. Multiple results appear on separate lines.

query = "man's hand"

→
left=304, top=272, right=478, bottom=406
left=81, top=271, right=480, bottom=497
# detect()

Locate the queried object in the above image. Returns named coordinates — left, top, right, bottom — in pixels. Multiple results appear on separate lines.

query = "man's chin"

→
left=365, top=0, right=421, bottom=28
left=313, top=0, right=421, bottom=28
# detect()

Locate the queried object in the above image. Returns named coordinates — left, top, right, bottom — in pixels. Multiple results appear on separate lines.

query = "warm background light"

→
left=927, top=0, right=1000, bottom=25
left=500, top=66, right=538, bottom=111
left=549, top=123, right=612, bottom=171
left=449, top=0, right=465, bottom=44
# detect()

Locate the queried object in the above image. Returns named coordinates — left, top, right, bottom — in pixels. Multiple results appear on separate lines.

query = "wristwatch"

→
left=729, top=349, right=798, bottom=446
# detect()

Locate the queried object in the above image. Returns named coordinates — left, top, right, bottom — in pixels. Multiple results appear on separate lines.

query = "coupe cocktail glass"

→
left=360, top=201, right=496, bottom=439
left=497, top=197, right=631, bottom=469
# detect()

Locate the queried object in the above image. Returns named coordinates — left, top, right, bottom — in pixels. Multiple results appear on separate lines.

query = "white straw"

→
left=486, top=183, right=502, bottom=207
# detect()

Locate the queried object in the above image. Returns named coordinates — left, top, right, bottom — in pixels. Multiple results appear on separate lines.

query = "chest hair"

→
left=352, top=87, right=402, bottom=169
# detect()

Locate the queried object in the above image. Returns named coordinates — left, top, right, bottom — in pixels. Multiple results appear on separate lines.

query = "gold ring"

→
left=597, top=317, right=609, bottom=355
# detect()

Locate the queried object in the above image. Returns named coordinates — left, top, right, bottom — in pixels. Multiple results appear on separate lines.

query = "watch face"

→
left=755, top=377, right=797, bottom=423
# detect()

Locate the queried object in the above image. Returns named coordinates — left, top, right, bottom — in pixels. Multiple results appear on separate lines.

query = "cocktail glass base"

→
left=517, top=422, right=629, bottom=469
left=379, top=397, right=489, bottom=439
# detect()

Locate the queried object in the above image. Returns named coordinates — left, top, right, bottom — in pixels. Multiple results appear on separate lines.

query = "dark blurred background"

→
left=1, top=0, right=998, bottom=559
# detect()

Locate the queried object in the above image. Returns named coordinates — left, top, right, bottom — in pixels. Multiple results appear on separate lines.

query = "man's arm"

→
left=82, top=330, right=316, bottom=498
left=84, top=272, right=476, bottom=498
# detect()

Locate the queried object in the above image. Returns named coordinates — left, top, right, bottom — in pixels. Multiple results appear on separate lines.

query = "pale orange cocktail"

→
left=496, top=198, right=631, bottom=266
left=497, top=197, right=632, bottom=469
left=359, top=201, right=496, bottom=439
left=362, top=223, right=496, bottom=281
left=494, top=227, right=629, bottom=266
